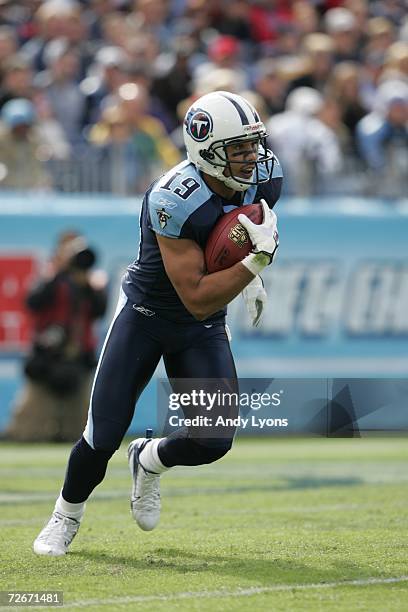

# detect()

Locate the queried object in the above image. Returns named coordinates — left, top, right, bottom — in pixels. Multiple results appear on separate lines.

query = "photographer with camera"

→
left=7, top=231, right=108, bottom=442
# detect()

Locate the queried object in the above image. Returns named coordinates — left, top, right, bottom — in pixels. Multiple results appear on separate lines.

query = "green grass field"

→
left=0, top=437, right=407, bottom=611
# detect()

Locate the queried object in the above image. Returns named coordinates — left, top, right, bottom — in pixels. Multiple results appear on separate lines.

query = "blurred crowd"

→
left=0, top=0, right=407, bottom=197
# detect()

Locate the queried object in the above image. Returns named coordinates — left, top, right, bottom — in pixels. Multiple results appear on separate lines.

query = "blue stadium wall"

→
left=0, top=193, right=407, bottom=435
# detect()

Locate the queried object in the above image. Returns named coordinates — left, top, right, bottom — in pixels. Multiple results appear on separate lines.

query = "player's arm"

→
left=157, top=234, right=253, bottom=320
left=157, top=200, right=278, bottom=320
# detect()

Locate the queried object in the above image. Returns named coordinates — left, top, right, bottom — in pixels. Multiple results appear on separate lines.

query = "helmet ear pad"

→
left=183, top=90, right=275, bottom=191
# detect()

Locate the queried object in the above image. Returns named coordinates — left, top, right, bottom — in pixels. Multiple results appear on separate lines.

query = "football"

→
left=205, top=203, right=264, bottom=273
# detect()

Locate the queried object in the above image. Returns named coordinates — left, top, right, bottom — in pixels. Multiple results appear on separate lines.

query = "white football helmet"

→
left=183, top=90, right=275, bottom=192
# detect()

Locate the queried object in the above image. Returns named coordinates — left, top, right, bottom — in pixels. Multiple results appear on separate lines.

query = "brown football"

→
left=205, top=203, right=263, bottom=273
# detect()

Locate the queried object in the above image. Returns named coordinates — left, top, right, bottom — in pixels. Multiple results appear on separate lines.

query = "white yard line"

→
left=41, top=576, right=408, bottom=608
left=1, top=576, right=407, bottom=610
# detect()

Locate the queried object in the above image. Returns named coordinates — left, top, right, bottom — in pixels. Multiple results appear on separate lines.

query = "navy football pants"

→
left=62, top=291, right=237, bottom=503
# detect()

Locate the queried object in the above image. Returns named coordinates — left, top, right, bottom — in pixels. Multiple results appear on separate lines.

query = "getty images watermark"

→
left=156, top=378, right=408, bottom=438
left=167, top=388, right=288, bottom=430
left=157, top=379, right=290, bottom=437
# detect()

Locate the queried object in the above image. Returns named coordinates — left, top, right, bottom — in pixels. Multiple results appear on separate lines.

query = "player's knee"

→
left=92, top=440, right=119, bottom=456
left=78, top=436, right=115, bottom=461
left=196, top=438, right=233, bottom=464
left=87, top=419, right=127, bottom=455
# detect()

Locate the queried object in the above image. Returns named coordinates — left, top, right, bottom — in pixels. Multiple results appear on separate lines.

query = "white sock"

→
left=139, top=439, right=169, bottom=474
left=55, top=493, right=86, bottom=521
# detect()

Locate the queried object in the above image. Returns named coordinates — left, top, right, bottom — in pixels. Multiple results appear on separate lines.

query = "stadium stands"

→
left=0, top=0, right=406, bottom=197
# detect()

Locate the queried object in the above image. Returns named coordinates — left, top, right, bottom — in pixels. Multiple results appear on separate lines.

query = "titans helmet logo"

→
left=185, top=108, right=213, bottom=142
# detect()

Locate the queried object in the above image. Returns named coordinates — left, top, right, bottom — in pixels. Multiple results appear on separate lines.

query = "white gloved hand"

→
left=238, top=199, right=279, bottom=276
left=242, top=275, right=267, bottom=327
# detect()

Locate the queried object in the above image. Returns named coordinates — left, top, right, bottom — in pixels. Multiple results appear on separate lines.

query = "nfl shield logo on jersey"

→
left=185, top=108, right=213, bottom=142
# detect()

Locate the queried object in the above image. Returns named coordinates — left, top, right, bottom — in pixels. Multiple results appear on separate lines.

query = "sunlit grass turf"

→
left=0, top=437, right=407, bottom=611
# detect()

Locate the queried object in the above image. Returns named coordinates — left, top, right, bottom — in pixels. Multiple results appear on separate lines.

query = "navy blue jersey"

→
left=122, top=157, right=283, bottom=323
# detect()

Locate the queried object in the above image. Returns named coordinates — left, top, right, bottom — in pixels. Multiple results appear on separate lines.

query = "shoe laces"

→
left=39, top=512, right=79, bottom=547
left=136, top=468, right=160, bottom=511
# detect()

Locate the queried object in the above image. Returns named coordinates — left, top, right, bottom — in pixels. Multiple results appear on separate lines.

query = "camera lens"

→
left=70, top=247, right=96, bottom=270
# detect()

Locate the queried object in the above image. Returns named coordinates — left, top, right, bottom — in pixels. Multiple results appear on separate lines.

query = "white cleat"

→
left=33, top=511, right=80, bottom=556
left=127, top=438, right=161, bottom=531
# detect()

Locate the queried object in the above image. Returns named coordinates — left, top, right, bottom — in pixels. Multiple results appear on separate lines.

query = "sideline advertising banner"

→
left=0, top=194, right=407, bottom=433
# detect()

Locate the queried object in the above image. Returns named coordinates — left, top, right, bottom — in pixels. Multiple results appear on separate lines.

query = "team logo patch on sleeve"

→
left=185, top=108, right=213, bottom=142
left=157, top=208, right=171, bottom=229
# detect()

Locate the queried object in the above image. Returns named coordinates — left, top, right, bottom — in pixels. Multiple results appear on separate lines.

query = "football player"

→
left=33, top=90, right=282, bottom=555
